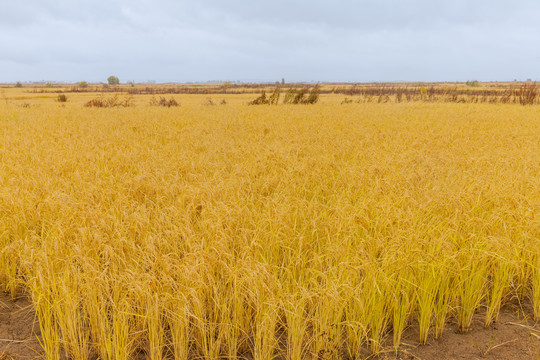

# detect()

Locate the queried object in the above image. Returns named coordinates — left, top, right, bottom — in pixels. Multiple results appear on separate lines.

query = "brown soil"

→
left=390, top=303, right=540, bottom=360
left=0, top=293, right=42, bottom=359
left=0, top=292, right=538, bottom=360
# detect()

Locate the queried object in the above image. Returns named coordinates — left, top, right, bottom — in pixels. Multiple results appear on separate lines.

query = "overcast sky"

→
left=1, top=0, right=539, bottom=83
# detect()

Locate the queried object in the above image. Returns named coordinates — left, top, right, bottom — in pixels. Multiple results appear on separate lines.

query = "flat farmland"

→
left=0, top=87, right=539, bottom=359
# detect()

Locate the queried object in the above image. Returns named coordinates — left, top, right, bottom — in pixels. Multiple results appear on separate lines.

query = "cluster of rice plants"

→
left=149, top=96, right=180, bottom=107
left=249, top=88, right=281, bottom=105
left=250, top=86, right=320, bottom=105
left=85, top=94, right=134, bottom=107
left=56, top=94, right=68, bottom=103
left=0, top=97, right=538, bottom=359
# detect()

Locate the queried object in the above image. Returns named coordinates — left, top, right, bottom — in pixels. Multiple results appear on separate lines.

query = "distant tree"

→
left=15, top=82, right=22, bottom=88
left=107, top=76, right=120, bottom=85
left=78, top=81, right=89, bottom=88
left=281, top=78, right=285, bottom=85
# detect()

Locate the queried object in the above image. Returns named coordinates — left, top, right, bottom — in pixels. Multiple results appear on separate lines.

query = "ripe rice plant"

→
left=150, top=96, right=180, bottom=107
left=251, top=86, right=317, bottom=105
left=0, top=92, right=538, bottom=358
left=85, top=94, right=134, bottom=107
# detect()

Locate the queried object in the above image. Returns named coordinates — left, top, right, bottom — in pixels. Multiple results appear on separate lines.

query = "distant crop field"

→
left=0, top=86, right=539, bottom=359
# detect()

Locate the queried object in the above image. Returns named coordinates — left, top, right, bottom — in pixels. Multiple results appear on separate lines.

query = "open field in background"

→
left=0, top=85, right=539, bottom=359
left=5, top=81, right=539, bottom=105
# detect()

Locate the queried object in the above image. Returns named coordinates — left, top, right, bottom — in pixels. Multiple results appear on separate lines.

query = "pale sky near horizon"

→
left=1, top=0, right=539, bottom=83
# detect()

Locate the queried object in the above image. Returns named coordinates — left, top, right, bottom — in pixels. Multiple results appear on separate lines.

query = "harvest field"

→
left=0, top=84, right=539, bottom=359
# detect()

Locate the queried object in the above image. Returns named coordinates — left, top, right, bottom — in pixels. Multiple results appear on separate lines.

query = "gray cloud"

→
left=1, top=0, right=539, bottom=82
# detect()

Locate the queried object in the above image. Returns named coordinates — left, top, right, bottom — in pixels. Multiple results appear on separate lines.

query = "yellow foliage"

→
left=0, top=91, right=539, bottom=358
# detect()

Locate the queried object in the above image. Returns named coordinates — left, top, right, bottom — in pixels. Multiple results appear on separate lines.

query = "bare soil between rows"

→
left=1, top=292, right=538, bottom=360
left=389, top=302, right=540, bottom=360
left=0, top=292, right=42, bottom=359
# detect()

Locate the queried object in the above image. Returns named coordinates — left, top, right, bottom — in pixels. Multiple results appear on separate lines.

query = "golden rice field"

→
left=0, top=88, right=539, bottom=359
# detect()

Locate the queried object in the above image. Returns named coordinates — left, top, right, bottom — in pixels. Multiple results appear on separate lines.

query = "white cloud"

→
left=1, top=0, right=539, bottom=82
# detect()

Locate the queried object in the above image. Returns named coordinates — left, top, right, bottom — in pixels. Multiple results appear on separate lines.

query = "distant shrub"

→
left=268, top=88, right=280, bottom=104
left=283, top=88, right=296, bottom=104
left=203, top=98, right=215, bottom=106
left=249, top=91, right=268, bottom=105
left=120, top=95, right=134, bottom=107
left=517, top=82, right=538, bottom=105
left=255, top=86, right=318, bottom=105
left=57, top=94, right=68, bottom=103
left=378, top=94, right=390, bottom=103
left=305, top=84, right=320, bottom=104
left=85, top=94, right=133, bottom=108
left=466, top=80, right=480, bottom=87
left=396, top=89, right=404, bottom=103
left=78, top=81, right=88, bottom=88
left=46, top=82, right=54, bottom=88
left=341, top=97, right=353, bottom=104
left=249, top=88, right=281, bottom=105
left=15, top=82, right=22, bottom=88
left=220, top=99, right=227, bottom=105
left=291, top=86, right=319, bottom=104
left=85, top=98, right=104, bottom=107
left=292, top=88, right=308, bottom=104
left=150, top=96, right=180, bottom=107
